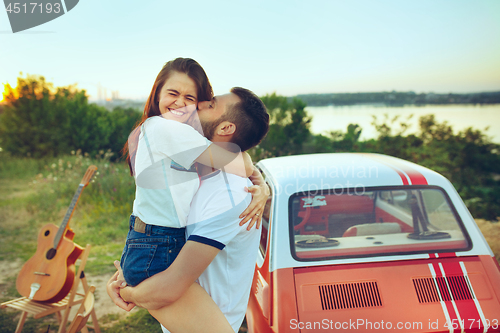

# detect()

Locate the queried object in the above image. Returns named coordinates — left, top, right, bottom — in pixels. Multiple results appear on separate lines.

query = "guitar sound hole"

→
left=46, top=248, right=57, bottom=260
left=44, top=230, right=50, bottom=236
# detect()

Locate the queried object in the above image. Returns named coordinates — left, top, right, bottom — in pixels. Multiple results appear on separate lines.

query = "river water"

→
left=306, top=104, right=500, bottom=143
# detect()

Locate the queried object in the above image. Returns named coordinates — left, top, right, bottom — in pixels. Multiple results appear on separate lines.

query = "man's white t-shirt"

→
left=132, top=116, right=210, bottom=227
left=161, top=170, right=261, bottom=332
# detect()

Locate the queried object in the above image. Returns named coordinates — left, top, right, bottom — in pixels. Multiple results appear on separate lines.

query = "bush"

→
left=0, top=75, right=141, bottom=159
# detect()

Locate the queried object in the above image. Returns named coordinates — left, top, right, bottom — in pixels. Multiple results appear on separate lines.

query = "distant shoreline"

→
left=292, top=91, right=500, bottom=107
left=305, top=103, right=500, bottom=144
left=55, top=91, right=500, bottom=111
left=306, top=102, right=500, bottom=108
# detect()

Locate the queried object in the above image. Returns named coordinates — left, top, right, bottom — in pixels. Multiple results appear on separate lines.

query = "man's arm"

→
left=119, top=240, right=220, bottom=310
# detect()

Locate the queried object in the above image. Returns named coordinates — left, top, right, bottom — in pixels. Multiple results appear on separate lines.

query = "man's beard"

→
left=199, top=117, right=221, bottom=141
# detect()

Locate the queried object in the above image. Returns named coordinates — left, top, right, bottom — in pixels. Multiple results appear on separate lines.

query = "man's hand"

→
left=106, top=261, right=136, bottom=312
left=106, top=262, right=175, bottom=311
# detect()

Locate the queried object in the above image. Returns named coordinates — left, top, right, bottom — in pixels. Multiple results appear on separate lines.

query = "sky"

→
left=1, top=0, right=500, bottom=101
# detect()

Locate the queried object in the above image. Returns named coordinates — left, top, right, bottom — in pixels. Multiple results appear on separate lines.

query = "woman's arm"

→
left=149, top=117, right=253, bottom=178
left=239, top=166, right=270, bottom=229
left=195, top=144, right=253, bottom=178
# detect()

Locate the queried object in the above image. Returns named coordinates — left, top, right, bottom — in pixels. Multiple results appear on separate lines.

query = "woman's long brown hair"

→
left=123, top=58, right=213, bottom=175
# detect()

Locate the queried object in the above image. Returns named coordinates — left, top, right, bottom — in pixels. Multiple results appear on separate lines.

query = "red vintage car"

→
left=246, top=153, right=500, bottom=333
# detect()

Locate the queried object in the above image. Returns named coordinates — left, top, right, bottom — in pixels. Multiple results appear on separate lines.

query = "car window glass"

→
left=290, top=187, right=470, bottom=261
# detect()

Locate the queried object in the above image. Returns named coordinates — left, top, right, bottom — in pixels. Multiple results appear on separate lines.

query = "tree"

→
left=255, top=93, right=312, bottom=158
left=0, top=75, right=71, bottom=157
left=0, top=74, right=141, bottom=158
left=106, top=106, right=142, bottom=158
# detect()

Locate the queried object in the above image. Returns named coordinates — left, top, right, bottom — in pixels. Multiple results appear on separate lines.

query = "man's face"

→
left=197, top=93, right=240, bottom=140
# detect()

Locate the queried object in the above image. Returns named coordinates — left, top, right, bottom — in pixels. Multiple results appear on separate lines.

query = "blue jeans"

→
left=120, top=215, right=186, bottom=287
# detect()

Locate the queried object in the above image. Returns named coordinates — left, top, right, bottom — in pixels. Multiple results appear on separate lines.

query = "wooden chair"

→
left=67, top=286, right=95, bottom=333
left=1, top=244, right=101, bottom=333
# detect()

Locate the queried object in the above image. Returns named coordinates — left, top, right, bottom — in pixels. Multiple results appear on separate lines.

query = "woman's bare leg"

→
left=148, top=282, right=233, bottom=333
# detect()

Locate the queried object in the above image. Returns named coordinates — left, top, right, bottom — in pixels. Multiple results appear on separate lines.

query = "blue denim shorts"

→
left=120, top=215, right=186, bottom=287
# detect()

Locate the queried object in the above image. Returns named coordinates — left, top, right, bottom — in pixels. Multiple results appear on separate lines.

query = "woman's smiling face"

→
left=158, top=71, right=198, bottom=123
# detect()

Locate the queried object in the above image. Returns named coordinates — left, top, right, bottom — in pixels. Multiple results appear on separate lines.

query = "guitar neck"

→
left=53, top=184, right=84, bottom=249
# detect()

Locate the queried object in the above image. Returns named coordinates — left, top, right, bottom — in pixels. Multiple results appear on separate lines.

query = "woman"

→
left=115, top=58, right=267, bottom=332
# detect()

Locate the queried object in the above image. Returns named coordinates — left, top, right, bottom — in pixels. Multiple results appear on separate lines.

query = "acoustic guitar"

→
left=16, top=165, right=97, bottom=303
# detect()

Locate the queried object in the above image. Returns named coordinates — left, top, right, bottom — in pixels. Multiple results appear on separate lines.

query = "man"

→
left=107, top=87, right=270, bottom=332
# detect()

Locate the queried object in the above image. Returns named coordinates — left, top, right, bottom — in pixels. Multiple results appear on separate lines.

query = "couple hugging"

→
left=106, top=57, right=270, bottom=333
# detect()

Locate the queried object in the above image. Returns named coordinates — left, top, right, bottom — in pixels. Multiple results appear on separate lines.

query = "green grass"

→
left=0, top=151, right=133, bottom=267
left=0, top=309, right=57, bottom=333
left=0, top=152, right=136, bottom=331
left=100, top=309, right=162, bottom=333
left=0, top=307, right=164, bottom=333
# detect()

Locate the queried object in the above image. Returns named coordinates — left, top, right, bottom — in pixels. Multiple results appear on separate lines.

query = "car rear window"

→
left=289, top=186, right=471, bottom=261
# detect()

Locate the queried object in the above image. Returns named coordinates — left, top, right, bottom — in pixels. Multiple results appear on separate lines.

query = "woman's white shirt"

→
left=132, top=116, right=211, bottom=227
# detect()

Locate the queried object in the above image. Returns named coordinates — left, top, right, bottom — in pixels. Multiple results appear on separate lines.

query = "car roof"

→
left=257, top=152, right=450, bottom=191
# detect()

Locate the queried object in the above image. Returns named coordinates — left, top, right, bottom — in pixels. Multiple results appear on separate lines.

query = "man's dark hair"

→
left=221, top=87, right=269, bottom=152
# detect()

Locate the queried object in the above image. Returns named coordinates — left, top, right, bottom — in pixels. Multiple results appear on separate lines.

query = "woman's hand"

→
left=239, top=167, right=270, bottom=230
left=106, top=261, right=136, bottom=312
